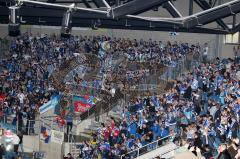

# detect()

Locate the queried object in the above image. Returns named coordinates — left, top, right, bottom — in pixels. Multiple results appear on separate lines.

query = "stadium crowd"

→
left=0, top=32, right=202, bottom=129
left=77, top=58, right=240, bottom=159
left=2, top=32, right=239, bottom=159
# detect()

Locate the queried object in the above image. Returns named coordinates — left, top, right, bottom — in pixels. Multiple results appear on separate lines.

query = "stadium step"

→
left=108, top=113, right=122, bottom=121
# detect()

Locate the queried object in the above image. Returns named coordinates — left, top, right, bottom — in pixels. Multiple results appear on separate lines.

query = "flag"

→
left=40, top=126, right=51, bottom=143
left=72, top=95, right=96, bottom=113
left=39, top=95, right=61, bottom=114
left=74, top=101, right=91, bottom=113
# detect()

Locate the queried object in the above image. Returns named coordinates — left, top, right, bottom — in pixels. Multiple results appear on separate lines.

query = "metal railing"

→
left=120, top=134, right=175, bottom=159
left=65, top=83, right=110, bottom=98
left=0, top=115, right=47, bottom=135
left=129, top=84, right=159, bottom=91
left=0, top=115, right=17, bottom=133
left=152, top=146, right=179, bottom=159
left=79, top=88, right=124, bottom=121
left=161, top=57, right=186, bottom=81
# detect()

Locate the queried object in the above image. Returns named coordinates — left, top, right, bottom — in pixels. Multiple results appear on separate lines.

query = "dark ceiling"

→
left=0, top=0, right=240, bottom=34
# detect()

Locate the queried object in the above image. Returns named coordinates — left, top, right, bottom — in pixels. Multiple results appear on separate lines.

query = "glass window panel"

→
left=225, top=34, right=233, bottom=43
left=232, top=32, right=239, bottom=43
left=225, top=32, right=239, bottom=44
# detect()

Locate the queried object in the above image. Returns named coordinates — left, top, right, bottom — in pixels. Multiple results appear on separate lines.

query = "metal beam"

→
left=0, top=13, right=230, bottom=34
left=0, top=6, right=108, bottom=19
left=233, top=14, right=236, bottom=28
left=92, top=0, right=110, bottom=8
left=189, top=0, right=193, bottom=15
left=231, top=23, right=240, bottom=34
left=163, top=1, right=182, bottom=18
left=126, top=15, right=183, bottom=24
left=0, top=0, right=238, bottom=35
left=212, top=0, right=217, bottom=7
left=92, top=0, right=106, bottom=7
left=188, top=27, right=229, bottom=34
left=121, top=0, right=240, bottom=30
left=82, top=0, right=92, bottom=8
left=111, top=0, right=169, bottom=18
left=17, top=0, right=110, bottom=15
left=184, top=0, right=240, bottom=28
left=0, top=6, right=183, bottom=26
left=194, top=0, right=229, bottom=30
left=48, top=0, right=88, bottom=3
left=102, top=0, right=111, bottom=8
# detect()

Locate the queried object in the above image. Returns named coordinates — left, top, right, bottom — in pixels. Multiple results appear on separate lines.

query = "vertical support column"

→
left=189, top=0, right=193, bottom=15
left=233, top=14, right=236, bottom=28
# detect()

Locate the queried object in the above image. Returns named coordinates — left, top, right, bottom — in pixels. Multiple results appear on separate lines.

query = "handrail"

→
left=120, top=133, right=176, bottom=159
left=154, top=146, right=179, bottom=159
left=65, top=83, right=111, bottom=95
left=0, top=115, right=43, bottom=135
left=78, top=88, right=124, bottom=121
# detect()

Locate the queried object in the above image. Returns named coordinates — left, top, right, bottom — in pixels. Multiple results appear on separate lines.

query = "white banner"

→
left=51, top=130, right=64, bottom=144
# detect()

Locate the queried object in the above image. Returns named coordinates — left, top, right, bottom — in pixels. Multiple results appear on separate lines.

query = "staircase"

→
left=78, top=88, right=124, bottom=121
left=61, top=88, right=124, bottom=143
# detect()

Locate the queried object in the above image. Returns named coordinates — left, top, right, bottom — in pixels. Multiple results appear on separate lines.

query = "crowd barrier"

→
left=0, top=115, right=42, bottom=135
left=120, top=134, right=175, bottom=159
left=65, top=83, right=107, bottom=98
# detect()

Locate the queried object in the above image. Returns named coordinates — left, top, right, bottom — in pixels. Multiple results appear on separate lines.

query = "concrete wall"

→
left=1, top=24, right=216, bottom=43
left=40, top=141, right=63, bottom=159
left=23, top=135, right=40, bottom=152
left=221, top=44, right=236, bottom=59
left=22, top=135, right=63, bottom=159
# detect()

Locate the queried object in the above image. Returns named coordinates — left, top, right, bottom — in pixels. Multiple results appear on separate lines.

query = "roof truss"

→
left=0, top=0, right=239, bottom=34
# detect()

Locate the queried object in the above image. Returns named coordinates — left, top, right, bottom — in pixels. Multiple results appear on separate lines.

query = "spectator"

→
left=64, top=153, right=74, bottom=159
left=66, top=115, right=73, bottom=135
left=2, top=32, right=240, bottom=159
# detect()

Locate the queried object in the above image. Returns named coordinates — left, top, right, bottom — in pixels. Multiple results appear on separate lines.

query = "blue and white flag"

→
left=39, top=95, right=61, bottom=114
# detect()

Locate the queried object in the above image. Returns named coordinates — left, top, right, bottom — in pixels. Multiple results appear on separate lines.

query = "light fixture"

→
left=60, top=10, right=73, bottom=38
left=8, top=6, right=21, bottom=37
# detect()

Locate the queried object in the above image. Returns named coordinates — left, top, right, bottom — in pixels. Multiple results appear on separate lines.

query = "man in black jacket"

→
left=26, top=108, right=35, bottom=135
left=184, top=84, right=192, bottom=100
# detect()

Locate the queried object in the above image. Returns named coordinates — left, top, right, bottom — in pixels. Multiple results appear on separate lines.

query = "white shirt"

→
left=12, top=134, right=20, bottom=145
left=17, top=93, right=25, bottom=104
left=191, top=79, right=199, bottom=90
left=203, top=46, right=208, bottom=55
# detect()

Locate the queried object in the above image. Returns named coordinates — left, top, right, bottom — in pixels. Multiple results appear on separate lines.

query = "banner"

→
left=40, top=126, right=51, bottom=143
left=39, top=95, right=61, bottom=114
left=33, top=151, right=46, bottom=159
left=74, top=101, right=91, bottom=113
left=72, top=95, right=96, bottom=113
left=51, top=130, right=64, bottom=144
